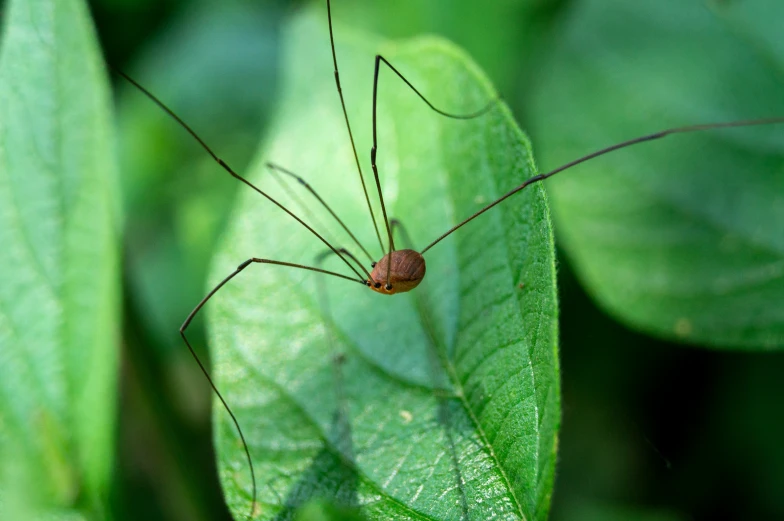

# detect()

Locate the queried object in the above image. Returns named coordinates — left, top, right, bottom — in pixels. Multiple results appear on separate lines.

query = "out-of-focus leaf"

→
left=710, top=0, right=784, bottom=64
left=527, top=0, right=784, bottom=349
left=0, top=0, right=120, bottom=517
left=117, top=1, right=282, bottom=354
left=112, top=4, right=287, bottom=521
left=333, top=0, right=565, bottom=92
left=207, top=9, right=559, bottom=521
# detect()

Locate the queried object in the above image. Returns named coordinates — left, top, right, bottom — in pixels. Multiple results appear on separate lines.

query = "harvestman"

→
left=118, top=0, right=784, bottom=517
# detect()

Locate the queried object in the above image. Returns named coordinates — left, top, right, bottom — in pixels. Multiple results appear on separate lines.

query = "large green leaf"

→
left=0, top=0, right=119, bottom=517
left=204, top=9, right=559, bottom=521
left=527, top=0, right=784, bottom=349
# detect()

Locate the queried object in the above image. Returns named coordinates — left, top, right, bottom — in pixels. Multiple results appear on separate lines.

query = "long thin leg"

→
left=315, top=247, right=371, bottom=279
left=268, top=163, right=341, bottom=252
left=419, top=116, right=784, bottom=254
left=333, top=247, right=371, bottom=280
left=326, top=0, right=385, bottom=256
left=369, top=54, right=499, bottom=286
left=114, top=68, right=365, bottom=282
left=266, top=162, right=374, bottom=264
left=263, top=176, right=370, bottom=281
left=390, top=218, right=415, bottom=251
left=180, top=258, right=365, bottom=520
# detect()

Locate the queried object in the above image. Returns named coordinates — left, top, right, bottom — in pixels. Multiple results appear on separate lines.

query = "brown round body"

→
left=368, top=249, right=426, bottom=295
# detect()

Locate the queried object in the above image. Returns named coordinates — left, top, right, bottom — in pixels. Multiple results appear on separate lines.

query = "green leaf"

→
left=527, top=0, right=784, bottom=349
left=0, top=0, right=120, bottom=516
left=205, top=9, right=559, bottom=521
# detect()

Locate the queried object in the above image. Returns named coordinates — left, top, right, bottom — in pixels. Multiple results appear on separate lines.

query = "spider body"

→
left=367, top=249, right=426, bottom=294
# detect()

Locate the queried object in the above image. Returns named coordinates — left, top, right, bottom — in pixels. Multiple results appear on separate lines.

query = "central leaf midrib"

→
left=406, top=102, right=528, bottom=519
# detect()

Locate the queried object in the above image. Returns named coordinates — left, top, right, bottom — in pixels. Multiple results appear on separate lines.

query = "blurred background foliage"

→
left=81, top=0, right=784, bottom=519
